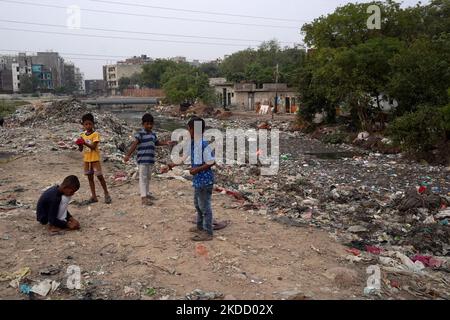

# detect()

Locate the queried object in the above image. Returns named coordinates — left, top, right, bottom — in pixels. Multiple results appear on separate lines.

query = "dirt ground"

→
left=0, top=148, right=374, bottom=300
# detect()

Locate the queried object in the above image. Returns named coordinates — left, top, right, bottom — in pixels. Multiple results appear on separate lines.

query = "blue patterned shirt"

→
left=191, top=139, right=215, bottom=189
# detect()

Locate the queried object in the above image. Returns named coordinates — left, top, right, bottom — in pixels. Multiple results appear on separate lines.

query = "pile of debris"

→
left=0, top=99, right=172, bottom=184
left=191, top=116, right=450, bottom=297
left=2, top=99, right=450, bottom=298
left=178, top=104, right=216, bottom=119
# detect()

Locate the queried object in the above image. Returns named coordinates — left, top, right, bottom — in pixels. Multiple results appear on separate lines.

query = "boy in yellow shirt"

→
left=77, top=113, right=112, bottom=204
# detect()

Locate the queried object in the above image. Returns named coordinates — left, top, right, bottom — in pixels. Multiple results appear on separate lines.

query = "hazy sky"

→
left=0, top=0, right=426, bottom=79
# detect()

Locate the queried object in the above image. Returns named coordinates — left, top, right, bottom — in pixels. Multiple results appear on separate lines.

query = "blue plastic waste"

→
left=19, top=284, right=31, bottom=294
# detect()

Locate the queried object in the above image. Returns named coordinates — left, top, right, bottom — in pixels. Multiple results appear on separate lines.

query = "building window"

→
left=16, top=67, right=19, bottom=72
left=231, top=92, right=234, bottom=97
left=17, top=75, right=20, bottom=80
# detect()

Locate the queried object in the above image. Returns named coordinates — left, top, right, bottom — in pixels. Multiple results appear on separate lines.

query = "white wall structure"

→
left=104, top=63, right=144, bottom=95
left=373, top=94, right=399, bottom=112
left=11, top=62, right=20, bottom=92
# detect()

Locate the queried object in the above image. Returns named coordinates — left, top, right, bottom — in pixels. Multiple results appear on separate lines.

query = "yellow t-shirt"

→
left=80, top=131, right=100, bottom=163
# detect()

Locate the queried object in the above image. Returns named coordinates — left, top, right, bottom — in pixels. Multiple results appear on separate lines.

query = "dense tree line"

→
left=298, top=0, right=450, bottom=155
left=219, top=40, right=306, bottom=87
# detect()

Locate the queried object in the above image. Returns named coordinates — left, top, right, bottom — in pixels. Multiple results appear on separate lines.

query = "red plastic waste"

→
left=390, top=279, right=401, bottom=289
left=411, top=255, right=442, bottom=268
left=365, top=245, right=382, bottom=255
left=345, top=248, right=361, bottom=256
left=214, top=187, right=245, bottom=201
left=195, top=244, right=208, bottom=257
left=418, top=186, right=427, bottom=194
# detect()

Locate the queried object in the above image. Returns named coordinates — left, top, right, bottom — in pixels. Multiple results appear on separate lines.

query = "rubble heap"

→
left=0, top=99, right=172, bottom=183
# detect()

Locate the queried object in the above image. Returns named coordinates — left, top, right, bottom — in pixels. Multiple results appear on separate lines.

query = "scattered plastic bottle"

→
left=431, top=186, right=441, bottom=194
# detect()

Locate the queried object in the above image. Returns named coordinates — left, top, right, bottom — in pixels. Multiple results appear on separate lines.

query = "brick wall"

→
left=122, top=88, right=165, bottom=97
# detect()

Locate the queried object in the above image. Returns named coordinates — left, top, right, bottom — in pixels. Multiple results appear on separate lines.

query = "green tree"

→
left=130, top=72, right=142, bottom=86
left=19, top=74, right=39, bottom=93
left=298, top=39, right=403, bottom=129
left=219, top=49, right=256, bottom=83
left=162, top=64, right=214, bottom=104
left=141, top=59, right=178, bottom=88
left=118, top=77, right=131, bottom=92
left=300, top=0, right=430, bottom=49
left=199, top=62, right=221, bottom=78
left=298, top=0, right=450, bottom=131
left=219, top=40, right=306, bottom=87
left=388, top=35, right=450, bottom=115
left=118, top=73, right=142, bottom=92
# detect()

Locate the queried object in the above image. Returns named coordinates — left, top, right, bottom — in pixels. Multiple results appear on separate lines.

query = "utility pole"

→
left=194, top=72, right=198, bottom=105
left=273, top=63, right=279, bottom=120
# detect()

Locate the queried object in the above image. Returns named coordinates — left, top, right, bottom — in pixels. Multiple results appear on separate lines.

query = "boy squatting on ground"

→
left=124, top=113, right=174, bottom=206
left=162, top=116, right=216, bottom=241
left=36, top=175, right=81, bottom=232
left=77, top=113, right=112, bottom=204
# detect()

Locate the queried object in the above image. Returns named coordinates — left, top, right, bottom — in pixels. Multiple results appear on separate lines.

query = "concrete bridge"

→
left=82, top=97, right=159, bottom=108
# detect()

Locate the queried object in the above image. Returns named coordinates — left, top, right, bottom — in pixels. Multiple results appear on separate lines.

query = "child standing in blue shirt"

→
left=162, top=116, right=215, bottom=241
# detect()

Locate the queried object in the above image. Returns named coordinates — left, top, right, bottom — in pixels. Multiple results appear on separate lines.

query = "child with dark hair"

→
left=124, top=113, right=174, bottom=206
left=36, top=175, right=81, bottom=232
left=162, top=116, right=216, bottom=241
left=77, top=113, right=111, bottom=204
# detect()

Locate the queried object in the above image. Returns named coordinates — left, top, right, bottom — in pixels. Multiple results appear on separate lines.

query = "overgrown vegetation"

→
left=0, top=100, right=29, bottom=117
left=297, top=0, right=450, bottom=159
left=140, top=60, right=215, bottom=104
left=388, top=104, right=450, bottom=154
left=321, top=132, right=349, bottom=145
left=219, top=40, right=306, bottom=87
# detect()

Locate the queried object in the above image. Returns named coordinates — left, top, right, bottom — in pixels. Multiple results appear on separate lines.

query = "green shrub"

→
left=387, top=105, right=446, bottom=153
left=0, top=100, right=29, bottom=117
left=321, top=132, right=348, bottom=144
left=441, top=104, right=450, bottom=134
